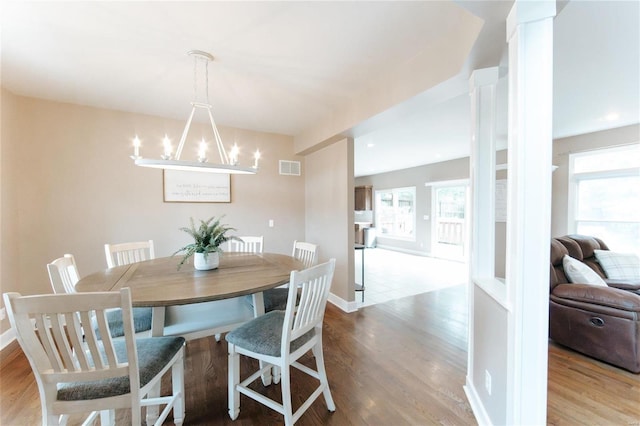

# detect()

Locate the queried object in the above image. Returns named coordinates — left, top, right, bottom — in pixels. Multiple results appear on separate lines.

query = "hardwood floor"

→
left=1, top=284, right=639, bottom=425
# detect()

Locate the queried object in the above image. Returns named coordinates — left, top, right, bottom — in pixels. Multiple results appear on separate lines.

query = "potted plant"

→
left=173, top=216, right=238, bottom=270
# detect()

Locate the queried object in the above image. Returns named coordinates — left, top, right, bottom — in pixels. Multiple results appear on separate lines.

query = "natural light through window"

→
left=569, top=144, right=640, bottom=254
left=375, top=187, right=416, bottom=240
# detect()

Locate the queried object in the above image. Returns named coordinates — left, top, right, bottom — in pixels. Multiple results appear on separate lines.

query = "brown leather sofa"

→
left=549, top=235, right=640, bottom=373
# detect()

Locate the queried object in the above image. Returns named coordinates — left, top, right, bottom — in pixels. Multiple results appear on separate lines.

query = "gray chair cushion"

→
left=245, top=288, right=298, bottom=313
left=264, top=288, right=289, bottom=312
left=225, top=311, right=314, bottom=357
left=94, top=307, right=153, bottom=339
left=57, top=336, right=185, bottom=401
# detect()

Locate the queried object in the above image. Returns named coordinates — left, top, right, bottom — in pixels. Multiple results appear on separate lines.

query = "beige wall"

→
left=1, top=89, right=21, bottom=334
left=551, top=124, right=640, bottom=237
left=473, top=286, right=508, bottom=425
left=0, top=91, right=305, bottom=333
left=304, top=138, right=354, bottom=303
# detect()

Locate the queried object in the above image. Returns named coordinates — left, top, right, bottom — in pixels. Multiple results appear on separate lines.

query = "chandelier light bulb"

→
left=229, top=144, right=240, bottom=165
left=161, top=135, right=173, bottom=160
left=198, top=139, right=208, bottom=163
left=253, top=150, right=261, bottom=169
left=131, top=136, right=141, bottom=159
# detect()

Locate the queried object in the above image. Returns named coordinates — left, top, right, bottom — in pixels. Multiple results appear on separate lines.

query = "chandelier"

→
left=131, top=50, right=259, bottom=174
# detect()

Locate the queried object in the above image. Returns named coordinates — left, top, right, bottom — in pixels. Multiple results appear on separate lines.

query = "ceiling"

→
left=2, top=1, right=638, bottom=177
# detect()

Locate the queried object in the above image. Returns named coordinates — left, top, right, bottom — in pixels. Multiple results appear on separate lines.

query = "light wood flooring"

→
left=1, top=284, right=639, bottom=425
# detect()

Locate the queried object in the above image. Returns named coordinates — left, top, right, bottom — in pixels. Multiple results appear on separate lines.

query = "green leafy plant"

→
left=173, top=216, right=238, bottom=269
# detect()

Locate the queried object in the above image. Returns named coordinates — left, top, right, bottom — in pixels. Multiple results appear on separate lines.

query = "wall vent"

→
left=279, top=160, right=301, bottom=176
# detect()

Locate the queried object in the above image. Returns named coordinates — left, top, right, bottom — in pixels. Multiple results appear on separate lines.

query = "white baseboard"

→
left=1, top=327, right=16, bottom=351
left=464, top=376, right=491, bottom=426
left=328, top=292, right=359, bottom=313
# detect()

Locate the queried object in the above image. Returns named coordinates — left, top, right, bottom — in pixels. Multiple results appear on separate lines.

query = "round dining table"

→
left=76, top=252, right=305, bottom=337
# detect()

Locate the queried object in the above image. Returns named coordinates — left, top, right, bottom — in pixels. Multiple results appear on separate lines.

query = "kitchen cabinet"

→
left=355, top=185, right=372, bottom=211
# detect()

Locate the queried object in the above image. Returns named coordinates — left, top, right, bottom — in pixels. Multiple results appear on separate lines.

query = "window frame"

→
left=567, top=144, right=640, bottom=253
left=374, top=186, right=417, bottom=241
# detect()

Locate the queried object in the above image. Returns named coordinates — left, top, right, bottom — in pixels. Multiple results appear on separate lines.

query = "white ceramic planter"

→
left=194, top=252, right=220, bottom=270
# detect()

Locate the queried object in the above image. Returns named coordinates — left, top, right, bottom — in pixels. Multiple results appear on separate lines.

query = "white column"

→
left=469, top=67, right=500, bottom=284
left=505, top=1, right=556, bottom=425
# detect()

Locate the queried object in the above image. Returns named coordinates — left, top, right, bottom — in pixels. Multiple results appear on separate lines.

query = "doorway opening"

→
left=431, top=182, right=469, bottom=262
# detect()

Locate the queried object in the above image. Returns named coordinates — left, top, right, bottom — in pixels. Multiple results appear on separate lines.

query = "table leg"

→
left=251, top=292, right=265, bottom=317
left=361, top=248, right=365, bottom=302
left=251, top=292, right=272, bottom=386
left=147, top=306, right=166, bottom=425
left=151, top=306, right=166, bottom=337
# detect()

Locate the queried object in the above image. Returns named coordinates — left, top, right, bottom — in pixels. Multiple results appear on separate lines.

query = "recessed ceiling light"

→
left=367, top=143, right=375, bottom=148
left=604, top=112, right=620, bottom=121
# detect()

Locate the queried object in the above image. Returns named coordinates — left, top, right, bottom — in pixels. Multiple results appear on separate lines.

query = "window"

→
left=569, top=144, right=640, bottom=254
left=375, top=187, right=415, bottom=240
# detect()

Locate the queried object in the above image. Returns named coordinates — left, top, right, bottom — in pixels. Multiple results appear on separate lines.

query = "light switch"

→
left=269, top=219, right=274, bottom=228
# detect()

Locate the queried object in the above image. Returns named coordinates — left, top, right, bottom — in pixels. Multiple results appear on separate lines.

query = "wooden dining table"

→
left=76, top=252, right=305, bottom=338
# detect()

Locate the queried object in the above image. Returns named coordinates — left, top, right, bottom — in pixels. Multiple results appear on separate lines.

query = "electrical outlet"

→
left=485, top=370, right=492, bottom=395
left=0, top=307, right=6, bottom=321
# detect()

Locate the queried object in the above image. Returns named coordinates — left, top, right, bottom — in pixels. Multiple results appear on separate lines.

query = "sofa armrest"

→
left=551, top=283, right=640, bottom=312
left=605, top=279, right=640, bottom=293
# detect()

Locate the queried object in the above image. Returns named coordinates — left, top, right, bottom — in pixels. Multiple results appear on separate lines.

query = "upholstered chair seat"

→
left=226, top=311, right=315, bottom=357
left=58, top=336, right=184, bottom=401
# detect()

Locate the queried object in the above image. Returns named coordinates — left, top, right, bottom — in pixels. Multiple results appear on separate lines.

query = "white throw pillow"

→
left=562, top=255, right=607, bottom=286
left=594, top=250, right=640, bottom=280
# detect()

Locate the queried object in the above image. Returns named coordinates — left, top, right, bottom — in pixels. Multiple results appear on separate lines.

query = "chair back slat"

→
left=34, top=314, right=66, bottom=372
left=104, top=240, right=155, bottom=268
left=228, top=236, right=264, bottom=253
left=59, top=312, right=85, bottom=370
left=47, top=254, right=80, bottom=294
left=90, top=309, right=121, bottom=368
left=291, top=241, right=318, bottom=268
left=283, top=259, right=335, bottom=348
left=68, top=311, right=94, bottom=371
left=292, top=274, right=331, bottom=335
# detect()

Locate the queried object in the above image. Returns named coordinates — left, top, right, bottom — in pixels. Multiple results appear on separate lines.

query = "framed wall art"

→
left=163, top=170, right=231, bottom=203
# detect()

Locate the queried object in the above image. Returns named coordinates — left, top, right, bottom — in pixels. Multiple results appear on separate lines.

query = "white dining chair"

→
left=291, top=240, right=318, bottom=268
left=262, top=240, right=319, bottom=313
left=228, top=236, right=264, bottom=253
left=104, top=240, right=155, bottom=268
left=3, top=288, right=185, bottom=426
left=47, top=253, right=152, bottom=339
left=46, top=254, right=80, bottom=295
left=226, top=259, right=336, bottom=425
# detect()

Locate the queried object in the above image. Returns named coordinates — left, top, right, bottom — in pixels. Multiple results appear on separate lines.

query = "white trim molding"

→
left=504, top=1, right=556, bottom=424
left=328, top=293, right=359, bottom=313
left=1, top=327, right=16, bottom=352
